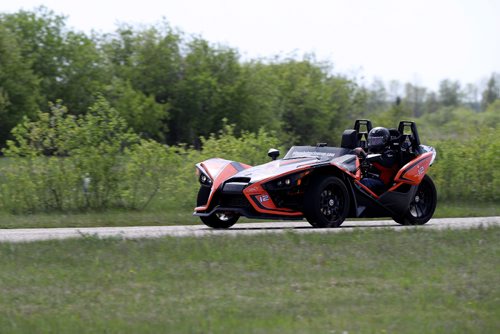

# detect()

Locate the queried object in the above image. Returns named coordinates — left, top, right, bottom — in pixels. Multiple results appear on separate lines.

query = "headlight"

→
left=420, top=145, right=437, bottom=165
left=199, top=173, right=212, bottom=186
left=196, top=168, right=213, bottom=186
left=264, top=171, right=309, bottom=191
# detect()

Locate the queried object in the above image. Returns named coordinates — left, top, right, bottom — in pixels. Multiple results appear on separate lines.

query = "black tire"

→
left=197, top=185, right=211, bottom=207
left=197, top=187, right=239, bottom=229
left=393, top=175, right=437, bottom=225
left=200, top=213, right=239, bottom=229
left=303, top=176, right=349, bottom=228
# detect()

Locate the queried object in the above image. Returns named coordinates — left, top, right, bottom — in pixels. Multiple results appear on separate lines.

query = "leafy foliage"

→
left=160, top=122, right=282, bottom=210
left=0, top=7, right=107, bottom=113
left=431, top=128, right=500, bottom=203
left=200, top=120, right=282, bottom=165
left=0, top=7, right=499, bottom=215
left=104, top=78, right=169, bottom=140
left=0, top=98, right=168, bottom=212
left=0, top=24, right=39, bottom=144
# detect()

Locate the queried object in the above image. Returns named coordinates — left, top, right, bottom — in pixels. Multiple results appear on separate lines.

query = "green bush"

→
left=159, top=122, right=282, bottom=211
left=7, top=100, right=496, bottom=215
left=0, top=98, right=170, bottom=212
left=200, top=120, right=282, bottom=165
left=0, top=109, right=282, bottom=213
left=430, top=127, right=500, bottom=203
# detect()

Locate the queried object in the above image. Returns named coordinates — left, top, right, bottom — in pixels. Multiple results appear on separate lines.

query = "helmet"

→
left=367, top=127, right=390, bottom=153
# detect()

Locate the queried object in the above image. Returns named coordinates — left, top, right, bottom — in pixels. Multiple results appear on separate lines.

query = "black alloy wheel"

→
left=394, top=175, right=437, bottom=225
left=304, top=176, right=349, bottom=228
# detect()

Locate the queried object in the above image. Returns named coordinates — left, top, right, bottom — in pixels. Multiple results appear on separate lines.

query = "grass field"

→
left=0, top=210, right=192, bottom=229
left=0, top=227, right=499, bottom=333
left=0, top=201, right=498, bottom=229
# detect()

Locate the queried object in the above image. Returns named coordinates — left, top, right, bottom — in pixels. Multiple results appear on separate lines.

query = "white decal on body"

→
left=290, top=151, right=336, bottom=158
left=258, top=195, right=270, bottom=203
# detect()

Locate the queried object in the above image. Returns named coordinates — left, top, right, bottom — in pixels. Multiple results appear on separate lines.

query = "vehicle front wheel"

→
left=200, top=212, right=239, bottom=229
left=393, top=175, right=437, bottom=225
left=197, top=186, right=239, bottom=228
left=304, top=176, right=349, bottom=228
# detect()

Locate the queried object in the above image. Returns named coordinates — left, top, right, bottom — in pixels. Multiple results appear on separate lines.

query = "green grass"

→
left=434, top=201, right=499, bottom=218
left=0, top=200, right=497, bottom=229
left=0, top=210, right=197, bottom=229
left=0, top=227, right=499, bottom=333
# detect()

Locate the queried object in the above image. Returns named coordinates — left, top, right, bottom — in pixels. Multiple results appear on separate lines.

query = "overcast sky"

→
left=2, top=0, right=499, bottom=90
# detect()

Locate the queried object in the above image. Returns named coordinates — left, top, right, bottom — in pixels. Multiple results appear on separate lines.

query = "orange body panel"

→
left=393, top=152, right=433, bottom=186
left=195, top=159, right=250, bottom=211
left=243, top=182, right=302, bottom=217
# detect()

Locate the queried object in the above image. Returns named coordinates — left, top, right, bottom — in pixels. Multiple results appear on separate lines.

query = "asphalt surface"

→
left=0, top=216, right=499, bottom=243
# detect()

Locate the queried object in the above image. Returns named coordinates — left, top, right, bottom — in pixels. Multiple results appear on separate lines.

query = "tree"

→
left=102, top=23, right=182, bottom=103
left=423, top=91, right=439, bottom=114
left=388, top=80, right=403, bottom=103
left=481, top=73, right=500, bottom=110
left=404, top=83, right=427, bottom=117
left=267, top=58, right=354, bottom=145
left=438, top=79, right=462, bottom=107
left=169, top=38, right=246, bottom=146
left=104, top=78, right=168, bottom=140
left=53, top=30, right=108, bottom=113
left=373, top=99, right=412, bottom=128
left=364, top=78, right=388, bottom=115
left=102, top=23, right=182, bottom=141
left=481, top=99, right=500, bottom=127
left=1, top=7, right=107, bottom=114
left=0, top=24, right=40, bottom=145
left=463, top=83, right=480, bottom=111
left=237, top=61, right=283, bottom=134
left=0, top=7, right=65, bottom=104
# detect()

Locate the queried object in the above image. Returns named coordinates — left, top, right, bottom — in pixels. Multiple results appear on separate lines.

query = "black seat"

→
left=388, top=128, right=401, bottom=150
left=398, top=121, right=421, bottom=164
left=357, top=132, right=368, bottom=149
left=353, top=119, right=372, bottom=150
left=341, top=129, right=358, bottom=149
left=387, top=128, right=403, bottom=168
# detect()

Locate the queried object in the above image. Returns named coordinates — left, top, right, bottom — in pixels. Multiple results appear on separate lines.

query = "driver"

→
left=354, top=127, right=397, bottom=193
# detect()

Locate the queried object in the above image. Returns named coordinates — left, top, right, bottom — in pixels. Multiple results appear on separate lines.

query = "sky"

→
left=2, top=0, right=499, bottom=91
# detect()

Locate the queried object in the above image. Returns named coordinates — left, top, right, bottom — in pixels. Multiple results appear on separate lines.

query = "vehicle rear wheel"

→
left=304, top=176, right=349, bottom=228
left=197, top=186, right=239, bottom=228
left=393, top=175, right=437, bottom=225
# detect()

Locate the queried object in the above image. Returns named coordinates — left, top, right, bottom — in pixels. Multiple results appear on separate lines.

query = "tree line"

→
left=1, top=7, right=499, bottom=149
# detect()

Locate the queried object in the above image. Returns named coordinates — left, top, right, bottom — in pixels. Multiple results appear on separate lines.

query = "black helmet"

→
left=367, top=127, right=390, bottom=152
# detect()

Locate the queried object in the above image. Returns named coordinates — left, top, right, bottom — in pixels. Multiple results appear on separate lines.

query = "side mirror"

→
left=267, top=148, right=280, bottom=160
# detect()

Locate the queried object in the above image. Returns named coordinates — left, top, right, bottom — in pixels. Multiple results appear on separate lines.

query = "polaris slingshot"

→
left=194, top=120, right=437, bottom=228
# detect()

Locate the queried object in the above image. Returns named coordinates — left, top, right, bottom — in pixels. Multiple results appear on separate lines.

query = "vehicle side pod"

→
left=393, top=152, right=434, bottom=186
left=242, top=181, right=302, bottom=217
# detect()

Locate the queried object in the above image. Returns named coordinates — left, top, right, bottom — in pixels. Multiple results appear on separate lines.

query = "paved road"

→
left=0, top=216, right=499, bottom=243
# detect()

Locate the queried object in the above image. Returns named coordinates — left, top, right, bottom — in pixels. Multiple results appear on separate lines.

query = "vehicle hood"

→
left=230, top=156, right=349, bottom=183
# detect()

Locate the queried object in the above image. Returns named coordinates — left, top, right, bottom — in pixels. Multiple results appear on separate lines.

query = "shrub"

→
left=200, top=120, right=282, bottom=165
left=160, top=122, right=282, bottom=211
left=430, top=127, right=500, bottom=203
left=0, top=98, right=170, bottom=212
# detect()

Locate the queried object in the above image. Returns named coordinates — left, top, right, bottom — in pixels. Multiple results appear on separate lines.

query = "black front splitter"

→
left=193, top=206, right=304, bottom=221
